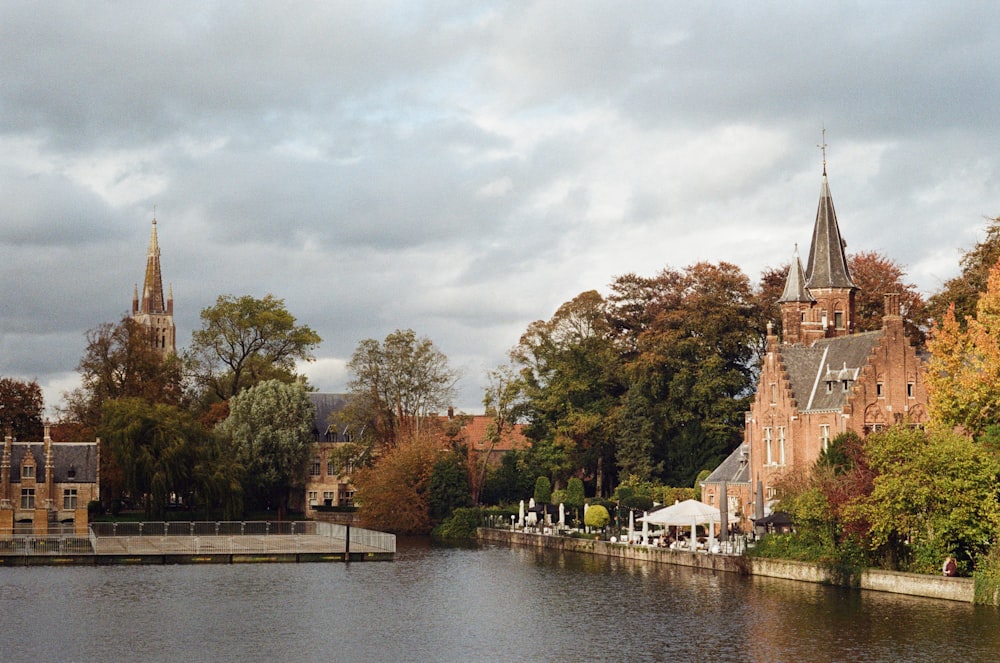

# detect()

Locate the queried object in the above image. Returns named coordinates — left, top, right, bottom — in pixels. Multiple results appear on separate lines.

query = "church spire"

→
left=132, top=216, right=176, bottom=356
left=140, top=218, right=166, bottom=315
left=804, top=168, right=856, bottom=290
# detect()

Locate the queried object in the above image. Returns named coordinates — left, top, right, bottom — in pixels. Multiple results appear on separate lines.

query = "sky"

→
left=2, top=2, right=999, bottom=415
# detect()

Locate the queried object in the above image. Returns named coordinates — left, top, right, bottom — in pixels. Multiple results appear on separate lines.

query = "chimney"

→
left=883, top=293, right=901, bottom=318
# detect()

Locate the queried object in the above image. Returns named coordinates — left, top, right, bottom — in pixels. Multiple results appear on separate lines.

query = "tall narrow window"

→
left=877, top=382, right=884, bottom=398
left=310, top=457, right=321, bottom=477
left=834, top=311, right=844, bottom=329
left=820, top=424, right=830, bottom=451
left=21, top=488, right=35, bottom=509
left=764, top=427, right=773, bottom=465
left=778, top=427, right=786, bottom=466
left=770, top=383, right=777, bottom=405
left=907, top=382, right=914, bottom=398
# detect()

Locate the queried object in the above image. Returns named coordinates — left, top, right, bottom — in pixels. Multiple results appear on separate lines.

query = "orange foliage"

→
left=352, top=431, right=448, bottom=535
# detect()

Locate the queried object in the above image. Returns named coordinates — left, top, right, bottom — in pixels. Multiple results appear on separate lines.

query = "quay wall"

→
left=477, top=528, right=976, bottom=604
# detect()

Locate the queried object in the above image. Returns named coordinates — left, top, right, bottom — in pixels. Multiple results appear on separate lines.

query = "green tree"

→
left=99, top=398, right=210, bottom=518
left=847, top=427, right=1000, bottom=573
left=0, top=377, right=44, bottom=439
left=186, top=294, right=321, bottom=403
left=534, top=475, right=552, bottom=505
left=480, top=450, right=536, bottom=505
left=513, top=290, right=623, bottom=496
left=428, top=450, right=472, bottom=523
left=928, top=216, right=1000, bottom=327
left=343, top=329, right=457, bottom=449
left=218, top=379, right=314, bottom=519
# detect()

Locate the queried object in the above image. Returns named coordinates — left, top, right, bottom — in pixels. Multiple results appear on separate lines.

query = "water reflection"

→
left=1, top=539, right=998, bottom=662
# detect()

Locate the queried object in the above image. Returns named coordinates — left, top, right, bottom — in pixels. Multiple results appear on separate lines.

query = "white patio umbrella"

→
left=641, top=512, right=649, bottom=544
left=639, top=499, right=724, bottom=550
left=628, top=509, right=635, bottom=543
left=518, top=500, right=525, bottom=528
left=558, top=503, right=565, bottom=527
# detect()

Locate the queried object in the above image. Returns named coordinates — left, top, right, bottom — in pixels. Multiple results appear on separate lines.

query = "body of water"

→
left=2, top=537, right=998, bottom=662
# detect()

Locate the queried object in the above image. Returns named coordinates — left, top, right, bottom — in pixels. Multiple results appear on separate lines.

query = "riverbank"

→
left=477, top=528, right=980, bottom=604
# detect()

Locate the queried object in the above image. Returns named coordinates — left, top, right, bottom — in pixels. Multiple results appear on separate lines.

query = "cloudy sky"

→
left=2, top=2, right=999, bottom=414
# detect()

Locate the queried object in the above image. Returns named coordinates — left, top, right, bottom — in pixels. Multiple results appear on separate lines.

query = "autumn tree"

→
left=848, top=251, right=929, bottom=348
left=63, top=316, right=183, bottom=431
left=928, top=216, right=1000, bottom=327
left=218, top=379, right=314, bottom=518
left=609, top=262, right=764, bottom=487
left=343, top=329, right=457, bottom=449
left=186, top=294, right=321, bottom=404
left=352, top=431, right=446, bottom=534
left=926, top=257, right=1000, bottom=436
left=0, top=377, right=44, bottom=439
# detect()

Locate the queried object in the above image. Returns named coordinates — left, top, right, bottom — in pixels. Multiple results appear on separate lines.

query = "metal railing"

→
left=316, top=521, right=396, bottom=554
left=0, top=521, right=396, bottom=557
left=89, top=520, right=320, bottom=538
left=88, top=521, right=396, bottom=555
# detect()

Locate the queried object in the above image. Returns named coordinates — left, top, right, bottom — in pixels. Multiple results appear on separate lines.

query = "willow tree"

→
left=218, top=379, right=314, bottom=518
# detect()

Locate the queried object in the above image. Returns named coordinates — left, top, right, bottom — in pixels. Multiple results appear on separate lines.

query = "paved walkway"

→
left=90, top=534, right=381, bottom=555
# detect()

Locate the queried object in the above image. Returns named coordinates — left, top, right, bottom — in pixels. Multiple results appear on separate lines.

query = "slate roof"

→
left=703, top=444, right=750, bottom=485
left=9, top=442, right=98, bottom=483
left=804, top=173, right=857, bottom=290
left=779, top=330, right=882, bottom=412
left=307, top=393, right=352, bottom=440
left=778, top=247, right=815, bottom=303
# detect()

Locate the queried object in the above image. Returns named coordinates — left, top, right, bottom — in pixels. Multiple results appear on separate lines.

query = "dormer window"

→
left=22, top=464, right=34, bottom=479
left=67, top=466, right=77, bottom=479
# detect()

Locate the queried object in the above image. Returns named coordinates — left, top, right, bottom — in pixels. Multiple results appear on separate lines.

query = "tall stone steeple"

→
left=132, top=217, right=176, bottom=355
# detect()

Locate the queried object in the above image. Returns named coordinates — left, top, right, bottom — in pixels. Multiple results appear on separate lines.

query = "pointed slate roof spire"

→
left=778, top=244, right=815, bottom=303
left=805, top=170, right=856, bottom=290
left=139, top=218, right=167, bottom=315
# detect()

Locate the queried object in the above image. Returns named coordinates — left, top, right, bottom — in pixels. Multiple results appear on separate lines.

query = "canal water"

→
left=2, top=537, right=998, bottom=662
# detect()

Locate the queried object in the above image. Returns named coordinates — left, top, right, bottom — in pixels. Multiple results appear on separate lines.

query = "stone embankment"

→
left=477, top=528, right=976, bottom=604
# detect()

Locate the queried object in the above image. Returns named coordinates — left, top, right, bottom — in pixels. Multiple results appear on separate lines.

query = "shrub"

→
left=433, top=507, right=482, bottom=540
left=584, top=504, right=610, bottom=529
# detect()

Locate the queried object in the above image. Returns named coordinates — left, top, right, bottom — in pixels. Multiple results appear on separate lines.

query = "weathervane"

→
left=817, top=126, right=828, bottom=175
